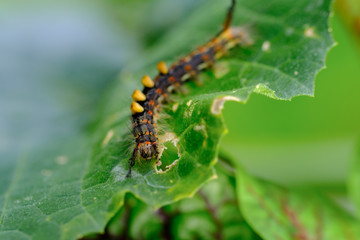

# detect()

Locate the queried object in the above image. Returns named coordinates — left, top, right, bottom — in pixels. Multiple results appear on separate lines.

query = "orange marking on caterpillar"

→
left=185, top=64, right=192, bottom=71
left=215, top=45, right=223, bottom=52
left=198, top=46, right=206, bottom=52
left=169, top=76, right=176, bottom=83
left=202, top=54, right=210, bottom=61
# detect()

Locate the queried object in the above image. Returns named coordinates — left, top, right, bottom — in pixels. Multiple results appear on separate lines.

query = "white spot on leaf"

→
left=172, top=103, right=179, bottom=112
left=155, top=132, right=181, bottom=174
left=158, top=132, right=178, bottom=145
left=155, top=159, right=179, bottom=174
left=194, top=125, right=206, bottom=131
left=56, top=155, right=68, bottom=165
left=211, top=96, right=241, bottom=115
left=262, top=41, right=271, bottom=51
left=184, top=100, right=196, bottom=118
left=112, top=165, right=128, bottom=182
left=294, top=71, right=299, bottom=76
left=304, top=26, right=316, bottom=38
left=214, top=62, right=230, bottom=78
left=41, top=169, right=52, bottom=177
left=102, top=130, right=114, bottom=147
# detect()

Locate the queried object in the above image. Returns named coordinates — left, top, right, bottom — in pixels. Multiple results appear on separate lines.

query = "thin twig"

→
left=198, top=190, right=223, bottom=240
left=156, top=208, right=174, bottom=240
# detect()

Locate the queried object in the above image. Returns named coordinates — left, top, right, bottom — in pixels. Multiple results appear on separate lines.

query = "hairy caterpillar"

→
left=127, top=0, right=250, bottom=177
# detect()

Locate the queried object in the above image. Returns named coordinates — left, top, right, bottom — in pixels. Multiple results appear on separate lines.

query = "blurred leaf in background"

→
left=236, top=167, right=360, bottom=239
left=85, top=165, right=261, bottom=240
left=0, top=0, right=139, bottom=239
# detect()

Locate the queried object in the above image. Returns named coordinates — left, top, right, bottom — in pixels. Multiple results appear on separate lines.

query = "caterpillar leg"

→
left=126, top=149, right=137, bottom=178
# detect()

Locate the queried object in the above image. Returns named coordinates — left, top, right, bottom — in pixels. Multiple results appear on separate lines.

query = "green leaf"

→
left=0, top=0, right=334, bottom=239
left=83, top=0, right=333, bottom=210
left=236, top=168, right=360, bottom=239
left=97, top=165, right=260, bottom=240
left=349, top=139, right=360, bottom=217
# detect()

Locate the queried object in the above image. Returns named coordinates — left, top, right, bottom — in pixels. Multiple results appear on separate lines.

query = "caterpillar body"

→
left=127, top=0, right=249, bottom=177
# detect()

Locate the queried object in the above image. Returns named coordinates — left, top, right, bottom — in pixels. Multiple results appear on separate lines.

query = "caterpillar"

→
left=127, top=0, right=249, bottom=177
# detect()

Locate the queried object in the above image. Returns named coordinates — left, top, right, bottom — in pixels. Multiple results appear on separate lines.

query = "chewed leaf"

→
left=0, top=0, right=334, bottom=239
left=77, top=0, right=335, bottom=236
left=86, top=0, right=333, bottom=208
left=236, top=168, right=360, bottom=239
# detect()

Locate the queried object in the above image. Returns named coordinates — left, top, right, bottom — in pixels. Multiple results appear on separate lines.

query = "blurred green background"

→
left=0, top=0, right=359, bottom=213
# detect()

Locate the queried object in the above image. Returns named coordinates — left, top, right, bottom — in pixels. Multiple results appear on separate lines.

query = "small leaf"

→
left=236, top=168, right=360, bottom=239
left=167, top=166, right=260, bottom=240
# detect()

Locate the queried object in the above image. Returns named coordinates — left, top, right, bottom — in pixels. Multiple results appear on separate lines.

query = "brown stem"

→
left=157, top=208, right=174, bottom=240
left=198, top=190, right=223, bottom=240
